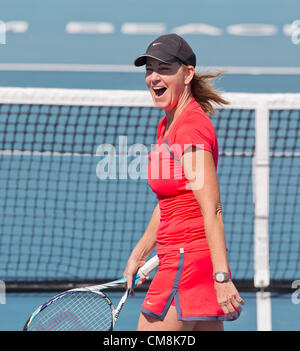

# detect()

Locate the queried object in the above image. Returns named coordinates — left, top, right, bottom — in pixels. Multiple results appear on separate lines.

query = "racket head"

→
left=24, top=289, right=114, bottom=331
left=24, top=256, right=159, bottom=331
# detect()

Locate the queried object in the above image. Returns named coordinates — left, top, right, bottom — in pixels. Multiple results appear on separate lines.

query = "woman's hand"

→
left=214, top=280, right=245, bottom=319
left=123, top=256, right=149, bottom=295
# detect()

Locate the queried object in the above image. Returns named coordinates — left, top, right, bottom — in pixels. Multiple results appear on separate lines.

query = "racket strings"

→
left=27, top=291, right=113, bottom=331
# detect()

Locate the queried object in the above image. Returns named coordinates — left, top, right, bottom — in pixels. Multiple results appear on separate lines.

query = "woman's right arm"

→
left=124, top=202, right=160, bottom=290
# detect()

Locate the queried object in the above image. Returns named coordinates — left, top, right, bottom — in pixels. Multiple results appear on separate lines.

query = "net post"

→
left=256, top=291, right=272, bottom=331
left=254, top=101, right=270, bottom=289
left=0, top=280, right=5, bottom=304
left=254, top=100, right=271, bottom=331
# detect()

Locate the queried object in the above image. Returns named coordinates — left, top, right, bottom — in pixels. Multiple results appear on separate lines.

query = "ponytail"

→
left=189, top=69, right=229, bottom=116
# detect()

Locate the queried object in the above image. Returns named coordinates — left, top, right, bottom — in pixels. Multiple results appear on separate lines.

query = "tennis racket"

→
left=23, top=255, right=159, bottom=331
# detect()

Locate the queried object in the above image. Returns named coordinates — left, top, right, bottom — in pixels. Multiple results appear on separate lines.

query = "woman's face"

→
left=145, top=57, right=191, bottom=112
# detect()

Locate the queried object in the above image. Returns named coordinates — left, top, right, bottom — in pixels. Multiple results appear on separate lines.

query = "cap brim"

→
left=134, top=54, right=177, bottom=67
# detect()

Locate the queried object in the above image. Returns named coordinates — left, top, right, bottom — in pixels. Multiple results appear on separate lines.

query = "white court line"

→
left=1, top=150, right=299, bottom=158
left=0, top=150, right=92, bottom=157
left=0, top=64, right=141, bottom=73
left=0, top=63, right=300, bottom=75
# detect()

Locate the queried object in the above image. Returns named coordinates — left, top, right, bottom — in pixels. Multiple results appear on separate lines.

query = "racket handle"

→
left=138, top=255, right=159, bottom=277
left=132, top=255, right=159, bottom=288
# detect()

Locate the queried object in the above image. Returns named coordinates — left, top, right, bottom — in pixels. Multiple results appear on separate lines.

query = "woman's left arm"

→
left=181, top=147, right=244, bottom=318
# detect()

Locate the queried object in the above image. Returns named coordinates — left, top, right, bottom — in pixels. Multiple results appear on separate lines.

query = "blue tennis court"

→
left=0, top=0, right=299, bottom=332
left=0, top=292, right=299, bottom=331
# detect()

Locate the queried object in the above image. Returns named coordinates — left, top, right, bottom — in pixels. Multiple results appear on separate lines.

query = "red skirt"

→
left=141, top=248, right=240, bottom=321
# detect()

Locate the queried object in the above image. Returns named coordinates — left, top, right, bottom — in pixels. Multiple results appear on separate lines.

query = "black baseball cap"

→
left=134, top=33, right=196, bottom=67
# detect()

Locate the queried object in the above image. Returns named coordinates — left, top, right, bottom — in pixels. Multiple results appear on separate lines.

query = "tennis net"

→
left=0, top=88, right=299, bottom=292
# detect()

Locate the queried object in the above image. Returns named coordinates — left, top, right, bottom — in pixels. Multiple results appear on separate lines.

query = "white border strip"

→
left=0, top=64, right=300, bottom=75
left=0, top=88, right=300, bottom=109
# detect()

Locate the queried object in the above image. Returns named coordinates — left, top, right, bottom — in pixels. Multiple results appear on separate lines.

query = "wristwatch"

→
left=213, top=272, right=231, bottom=283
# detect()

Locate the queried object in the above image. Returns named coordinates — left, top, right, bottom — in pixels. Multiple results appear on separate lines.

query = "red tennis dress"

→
left=141, top=98, right=239, bottom=321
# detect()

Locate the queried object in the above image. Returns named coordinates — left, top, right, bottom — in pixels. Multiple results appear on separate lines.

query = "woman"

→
left=124, top=33, right=244, bottom=331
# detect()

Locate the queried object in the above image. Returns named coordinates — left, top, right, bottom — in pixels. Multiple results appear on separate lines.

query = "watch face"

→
left=216, top=273, right=225, bottom=282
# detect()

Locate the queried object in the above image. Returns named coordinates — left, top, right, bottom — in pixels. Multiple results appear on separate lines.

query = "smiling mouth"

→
left=153, top=87, right=167, bottom=97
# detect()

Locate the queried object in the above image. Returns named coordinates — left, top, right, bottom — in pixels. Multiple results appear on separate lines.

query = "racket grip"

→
left=132, top=255, right=159, bottom=289
left=138, top=255, right=159, bottom=277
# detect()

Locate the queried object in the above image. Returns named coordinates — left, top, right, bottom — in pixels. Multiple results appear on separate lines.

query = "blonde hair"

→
left=184, top=66, right=229, bottom=115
